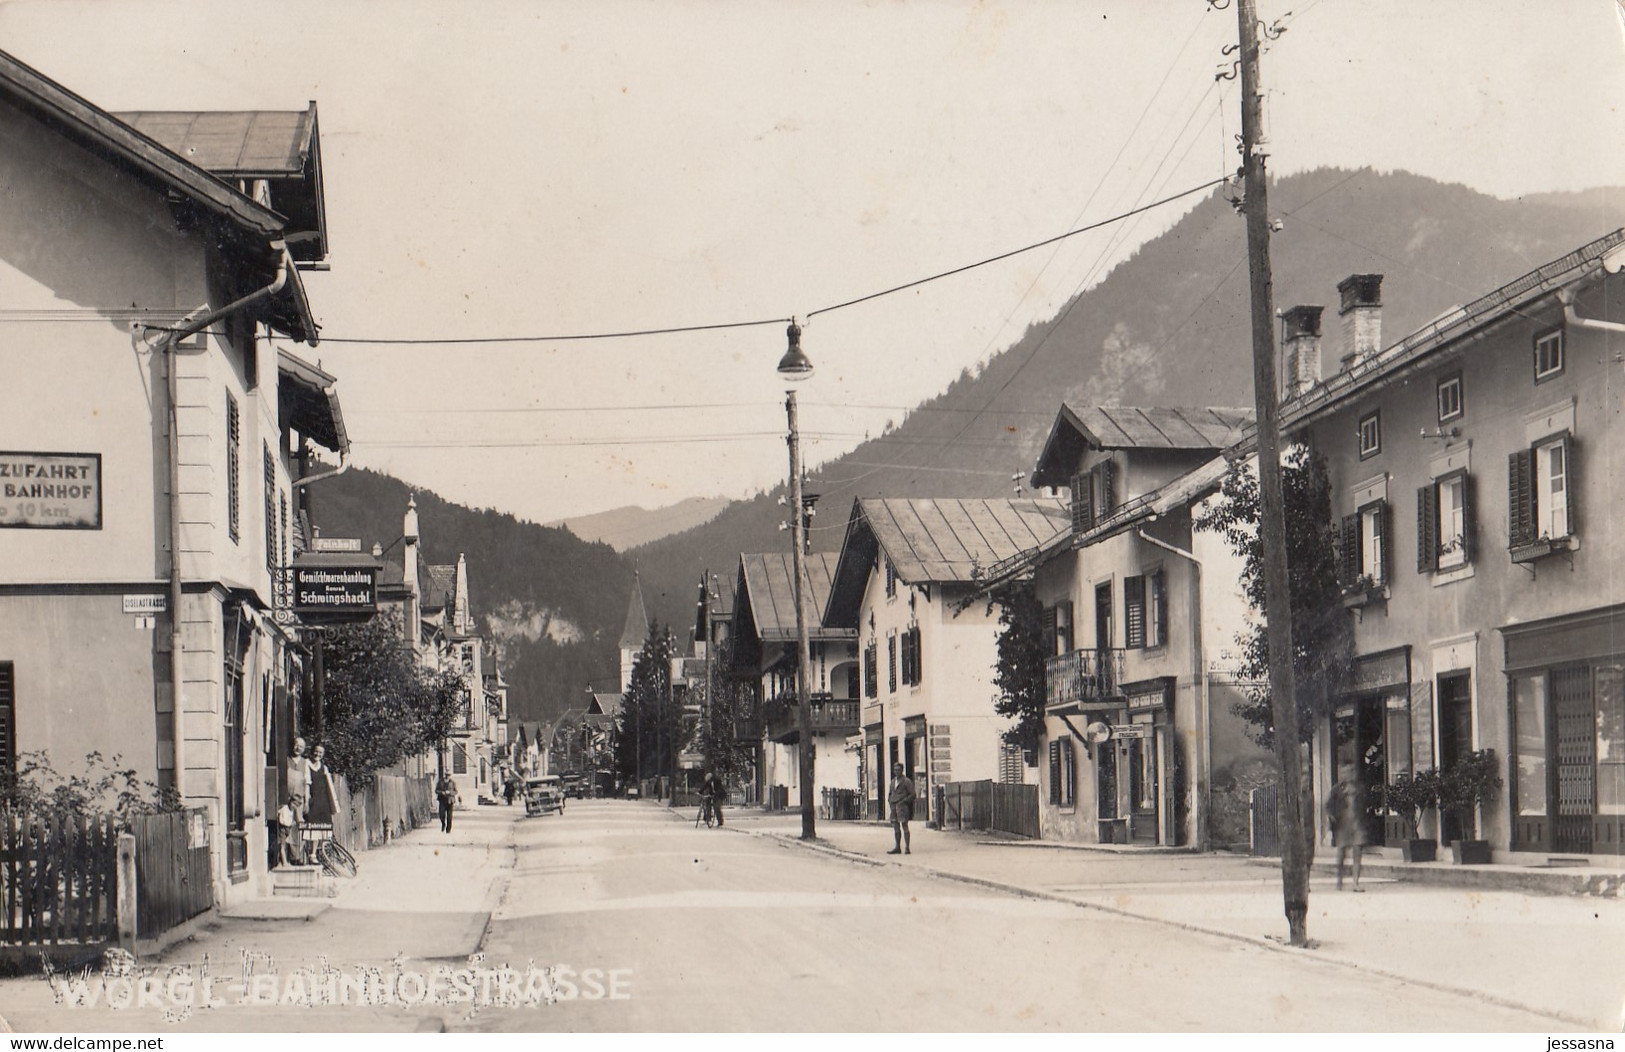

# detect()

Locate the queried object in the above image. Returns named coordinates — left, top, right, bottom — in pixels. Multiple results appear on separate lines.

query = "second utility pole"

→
left=1235, top=0, right=1310, bottom=946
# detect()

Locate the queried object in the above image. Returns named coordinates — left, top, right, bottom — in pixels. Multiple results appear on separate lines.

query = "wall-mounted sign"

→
left=1112, top=723, right=1151, bottom=739
left=123, top=595, right=167, bottom=614
left=312, top=537, right=363, bottom=553
left=0, top=451, right=101, bottom=529
left=292, top=565, right=377, bottom=617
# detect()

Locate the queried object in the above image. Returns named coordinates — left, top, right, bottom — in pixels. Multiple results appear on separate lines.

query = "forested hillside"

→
left=631, top=169, right=1624, bottom=631
left=307, top=467, right=632, bottom=724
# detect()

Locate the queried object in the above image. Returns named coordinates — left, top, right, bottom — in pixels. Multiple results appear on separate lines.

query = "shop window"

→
left=1512, top=674, right=1548, bottom=819
left=1598, top=665, right=1625, bottom=818
left=1339, top=501, right=1390, bottom=588
left=1357, top=411, right=1381, bottom=459
left=1070, top=460, right=1117, bottom=532
left=1534, top=328, right=1564, bottom=382
left=1048, top=737, right=1075, bottom=807
left=1508, top=434, right=1575, bottom=550
left=226, top=391, right=241, bottom=544
left=1417, top=472, right=1473, bottom=573
left=1437, top=372, right=1463, bottom=423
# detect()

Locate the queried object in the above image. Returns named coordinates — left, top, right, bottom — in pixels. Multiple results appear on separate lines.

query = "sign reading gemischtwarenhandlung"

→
left=0, top=451, right=101, bottom=529
left=293, top=566, right=377, bottom=615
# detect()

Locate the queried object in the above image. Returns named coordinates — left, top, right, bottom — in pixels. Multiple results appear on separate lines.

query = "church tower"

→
left=618, top=572, right=649, bottom=695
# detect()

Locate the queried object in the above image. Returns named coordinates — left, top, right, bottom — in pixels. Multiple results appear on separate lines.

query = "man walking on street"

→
left=437, top=772, right=459, bottom=834
left=887, top=762, right=915, bottom=855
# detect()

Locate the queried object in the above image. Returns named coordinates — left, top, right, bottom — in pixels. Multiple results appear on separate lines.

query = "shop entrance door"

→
left=1124, top=725, right=1158, bottom=843
left=1552, top=666, right=1595, bottom=854
left=1438, top=672, right=1474, bottom=842
left=1333, top=699, right=1387, bottom=846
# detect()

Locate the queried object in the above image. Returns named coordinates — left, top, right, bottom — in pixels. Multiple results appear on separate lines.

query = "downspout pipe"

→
left=1556, top=287, right=1625, bottom=335
left=152, top=250, right=290, bottom=803
left=1136, top=528, right=1210, bottom=851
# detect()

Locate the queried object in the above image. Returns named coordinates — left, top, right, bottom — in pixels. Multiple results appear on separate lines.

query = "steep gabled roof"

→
left=737, top=551, right=851, bottom=644
left=277, top=349, right=347, bottom=453
left=825, top=497, right=1070, bottom=627
left=423, top=564, right=456, bottom=612
left=1031, top=405, right=1252, bottom=488
left=620, top=574, right=650, bottom=650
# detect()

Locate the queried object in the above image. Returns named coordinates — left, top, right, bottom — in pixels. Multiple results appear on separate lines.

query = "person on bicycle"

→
left=700, top=770, right=725, bottom=827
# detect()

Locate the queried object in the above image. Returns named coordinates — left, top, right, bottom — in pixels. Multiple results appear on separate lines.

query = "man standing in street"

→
left=700, top=769, right=725, bottom=827
left=887, top=762, right=915, bottom=855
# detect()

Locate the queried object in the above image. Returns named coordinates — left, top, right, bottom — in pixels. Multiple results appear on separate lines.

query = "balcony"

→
left=764, top=693, right=861, bottom=742
left=1045, top=648, right=1128, bottom=712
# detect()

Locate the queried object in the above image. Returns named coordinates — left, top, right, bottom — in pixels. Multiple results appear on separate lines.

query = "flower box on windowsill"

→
left=1509, top=536, right=1573, bottom=564
left=1340, top=583, right=1387, bottom=610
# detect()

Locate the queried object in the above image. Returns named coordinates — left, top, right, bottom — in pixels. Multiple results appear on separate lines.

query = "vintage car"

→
left=524, top=776, right=565, bottom=816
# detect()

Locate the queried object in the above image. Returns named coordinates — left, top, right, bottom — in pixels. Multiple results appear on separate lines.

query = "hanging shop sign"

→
left=0, top=451, right=101, bottom=529
left=292, top=564, right=377, bottom=618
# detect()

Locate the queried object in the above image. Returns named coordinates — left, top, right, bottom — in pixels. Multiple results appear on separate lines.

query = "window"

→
left=863, top=640, right=878, bottom=698
left=1534, top=328, right=1564, bottom=381
left=899, top=625, right=923, bottom=687
left=1071, top=461, right=1117, bottom=532
left=1340, top=500, right=1390, bottom=587
left=887, top=633, right=898, bottom=693
left=1437, top=373, right=1463, bottom=422
left=845, top=663, right=860, bottom=700
left=264, top=443, right=276, bottom=571
left=1048, top=737, right=1076, bottom=808
left=452, top=742, right=467, bottom=774
left=1357, top=410, right=1381, bottom=459
left=1417, top=472, right=1473, bottom=573
left=1124, top=575, right=1146, bottom=649
left=226, top=392, right=241, bottom=544
left=1148, top=571, right=1167, bottom=648
left=1508, top=433, right=1575, bottom=548
left=1045, top=600, right=1074, bottom=656
left=884, top=559, right=897, bottom=599
left=0, top=662, right=13, bottom=777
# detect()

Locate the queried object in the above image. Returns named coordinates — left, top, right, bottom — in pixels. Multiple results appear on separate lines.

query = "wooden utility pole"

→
left=786, top=390, right=818, bottom=840
left=1235, top=0, right=1310, bottom=946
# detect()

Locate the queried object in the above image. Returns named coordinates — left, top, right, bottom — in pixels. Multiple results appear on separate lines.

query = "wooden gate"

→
left=1249, top=786, right=1281, bottom=857
left=132, top=809, right=213, bottom=939
left=0, top=811, right=118, bottom=954
left=940, top=781, right=992, bottom=831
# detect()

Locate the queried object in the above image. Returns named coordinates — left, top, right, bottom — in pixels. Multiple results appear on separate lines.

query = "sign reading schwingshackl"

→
left=292, top=565, right=377, bottom=617
left=0, top=451, right=101, bottom=529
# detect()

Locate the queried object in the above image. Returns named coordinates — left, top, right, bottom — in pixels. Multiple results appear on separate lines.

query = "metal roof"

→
left=825, top=497, right=1070, bottom=627
left=1032, top=405, right=1252, bottom=488
left=738, top=551, right=851, bottom=643
left=115, top=109, right=315, bottom=176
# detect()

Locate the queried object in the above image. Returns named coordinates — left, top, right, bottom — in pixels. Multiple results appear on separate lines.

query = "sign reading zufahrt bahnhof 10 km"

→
left=0, top=451, right=101, bottom=529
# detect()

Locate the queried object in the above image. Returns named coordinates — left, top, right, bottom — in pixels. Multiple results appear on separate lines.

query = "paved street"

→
left=2, top=799, right=1618, bottom=1033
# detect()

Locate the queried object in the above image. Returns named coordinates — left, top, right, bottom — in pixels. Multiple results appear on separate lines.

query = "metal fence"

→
left=0, top=810, right=118, bottom=954
left=132, top=808, right=212, bottom=939
left=990, top=782, right=1040, bottom=839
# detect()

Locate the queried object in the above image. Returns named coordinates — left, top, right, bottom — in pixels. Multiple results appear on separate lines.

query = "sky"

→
left=5, top=0, right=1624, bottom=524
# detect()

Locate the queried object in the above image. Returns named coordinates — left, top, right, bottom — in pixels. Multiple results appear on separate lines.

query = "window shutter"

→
left=1562, top=433, right=1576, bottom=538
left=1048, top=739, right=1062, bottom=805
left=1460, top=472, right=1475, bottom=564
left=911, top=627, right=923, bottom=686
left=1340, top=513, right=1360, bottom=583
left=888, top=635, right=897, bottom=693
left=1043, top=605, right=1059, bottom=656
left=1071, top=473, right=1093, bottom=532
left=1417, top=484, right=1438, bottom=574
left=1124, top=575, right=1146, bottom=648
left=1056, top=600, right=1074, bottom=653
left=1099, top=460, right=1116, bottom=517
left=1376, top=501, right=1391, bottom=584
left=1507, top=448, right=1535, bottom=546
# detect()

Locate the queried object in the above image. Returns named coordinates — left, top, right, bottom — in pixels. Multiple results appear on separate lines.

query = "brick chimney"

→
left=1281, top=304, right=1324, bottom=398
left=1337, top=274, right=1383, bottom=368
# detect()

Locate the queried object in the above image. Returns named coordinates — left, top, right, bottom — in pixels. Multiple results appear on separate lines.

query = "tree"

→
left=989, top=579, right=1049, bottom=757
left=312, top=616, right=466, bottom=785
left=612, top=623, right=684, bottom=787
left=696, top=636, right=758, bottom=785
left=1193, top=445, right=1353, bottom=748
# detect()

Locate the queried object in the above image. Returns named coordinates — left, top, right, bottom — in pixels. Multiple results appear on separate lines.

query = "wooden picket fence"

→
left=132, top=809, right=212, bottom=939
left=990, top=782, right=1040, bottom=839
left=0, top=810, right=119, bottom=954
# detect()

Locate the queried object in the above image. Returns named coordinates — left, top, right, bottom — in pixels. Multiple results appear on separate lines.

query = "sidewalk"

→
left=720, top=808, right=1625, bottom=1031
left=0, top=804, right=519, bottom=1033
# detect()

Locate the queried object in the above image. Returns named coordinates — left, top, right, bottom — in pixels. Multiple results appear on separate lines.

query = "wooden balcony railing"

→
left=764, top=694, right=861, bottom=741
left=1045, top=648, right=1128, bottom=709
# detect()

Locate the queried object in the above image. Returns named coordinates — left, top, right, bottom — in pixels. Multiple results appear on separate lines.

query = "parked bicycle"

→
left=301, top=824, right=358, bottom=878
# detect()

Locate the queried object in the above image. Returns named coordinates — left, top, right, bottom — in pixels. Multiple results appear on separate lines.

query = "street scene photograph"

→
left=1, top=0, right=1623, bottom=1039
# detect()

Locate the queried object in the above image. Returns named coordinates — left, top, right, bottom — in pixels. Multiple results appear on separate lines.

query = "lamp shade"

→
left=777, top=321, right=814, bottom=380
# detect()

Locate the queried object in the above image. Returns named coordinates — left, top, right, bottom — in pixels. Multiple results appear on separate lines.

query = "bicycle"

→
left=695, top=797, right=717, bottom=829
left=302, top=825, right=358, bottom=879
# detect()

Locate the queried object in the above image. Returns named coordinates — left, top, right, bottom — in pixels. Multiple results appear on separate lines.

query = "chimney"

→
left=1280, top=304, right=1324, bottom=398
left=1337, top=274, right=1383, bottom=368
